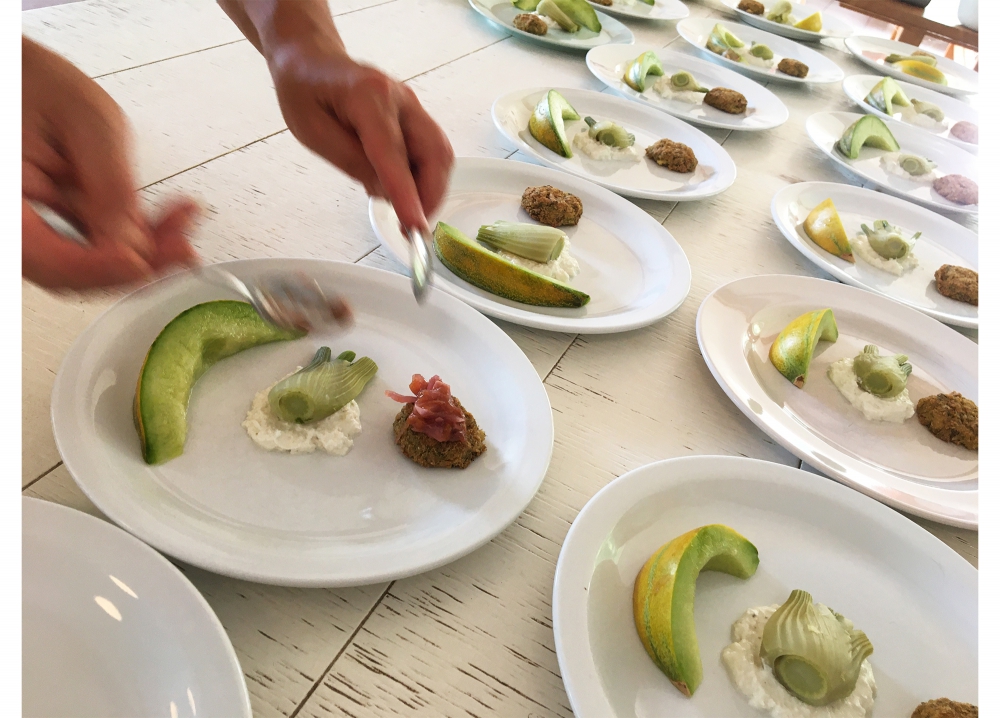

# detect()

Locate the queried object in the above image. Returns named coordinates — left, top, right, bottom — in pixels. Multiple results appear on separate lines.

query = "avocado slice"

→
left=623, top=51, right=664, bottom=92
left=512, top=0, right=541, bottom=9
left=134, top=300, right=304, bottom=464
left=893, top=59, right=947, bottom=86
left=551, top=0, right=602, bottom=32
left=768, top=308, right=838, bottom=388
left=433, top=222, right=590, bottom=308
left=835, top=115, right=900, bottom=160
left=707, top=23, right=744, bottom=55
left=538, top=0, right=578, bottom=32
left=633, top=525, right=760, bottom=697
left=864, top=77, right=911, bottom=115
left=528, top=89, right=581, bottom=158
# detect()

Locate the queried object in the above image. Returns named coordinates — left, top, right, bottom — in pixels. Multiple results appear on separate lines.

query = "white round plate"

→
left=771, top=181, right=977, bottom=328
left=697, top=274, right=977, bottom=528
left=469, top=0, right=634, bottom=51
left=491, top=87, right=737, bottom=201
left=843, top=74, right=979, bottom=154
left=586, top=0, right=689, bottom=22
left=586, top=45, right=789, bottom=131
left=51, top=260, right=554, bottom=586
left=23, top=497, right=251, bottom=718
left=720, top=0, right=853, bottom=40
left=845, top=36, right=978, bottom=97
left=676, top=17, right=845, bottom=84
left=370, top=157, right=692, bottom=333
left=552, top=455, right=977, bottom=717
left=805, top=111, right=978, bottom=215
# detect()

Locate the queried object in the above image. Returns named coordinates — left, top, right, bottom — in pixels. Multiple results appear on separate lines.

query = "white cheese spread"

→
left=850, top=233, right=918, bottom=276
left=827, top=357, right=915, bottom=423
left=572, top=131, right=641, bottom=162
left=498, top=239, right=580, bottom=283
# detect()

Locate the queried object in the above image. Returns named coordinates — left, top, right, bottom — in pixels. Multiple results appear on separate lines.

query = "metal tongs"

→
left=407, top=226, right=433, bottom=304
left=197, top=264, right=353, bottom=333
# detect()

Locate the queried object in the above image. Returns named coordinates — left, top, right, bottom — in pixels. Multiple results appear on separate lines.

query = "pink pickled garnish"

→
left=385, top=374, right=467, bottom=442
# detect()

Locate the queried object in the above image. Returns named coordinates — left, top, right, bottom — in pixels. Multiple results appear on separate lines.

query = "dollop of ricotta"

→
left=572, top=131, right=641, bottom=162
left=897, top=107, right=948, bottom=134
left=880, top=153, right=937, bottom=184
left=243, top=376, right=362, bottom=455
left=827, top=357, right=915, bottom=423
left=651, top=77, right=706, bottom=104
left=849, top=233, right=918, bottom=276
left=734, top=48, right=775, bottom=68
left=497, top=239, right=581, bottom=283
left=722, top=604, right=877, bottom=718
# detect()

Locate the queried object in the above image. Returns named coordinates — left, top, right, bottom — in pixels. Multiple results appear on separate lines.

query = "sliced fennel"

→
left=268, top=347, right=378, bottom=424
left=477, top=221, right=567, bottom=262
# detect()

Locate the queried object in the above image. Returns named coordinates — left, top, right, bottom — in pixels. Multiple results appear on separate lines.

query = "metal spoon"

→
left=197, top=264, right=353, bottom=333
left=407, top=227, right=433, bottom=304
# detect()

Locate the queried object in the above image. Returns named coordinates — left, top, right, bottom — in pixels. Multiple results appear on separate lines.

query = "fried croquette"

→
left=392, top=400, right=486, bottom=469
left=521, top=185, right=583, bottom=227
left=513, top=13, right=548, bottom=35
left=704, top=87, right=748, bottom=114
left=911, top=698, right=978, bottom=718
left=737, top=0, right=765, bottom=13
left=934, top=264, right=978, bottom=306
left=949, top=121, right=978, bottom=145
left=645, top=139, right=698, bottom=173
left=916, top=392, right=978, bottom=451
left=933, top=174, right=978, bottom=205
left=777, top=57, right=809, bottom=78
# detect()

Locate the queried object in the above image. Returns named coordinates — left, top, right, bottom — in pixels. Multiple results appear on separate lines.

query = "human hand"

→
left=266, top=41, right=454, bottom=232
left=22, top=37, right=200, bottom=290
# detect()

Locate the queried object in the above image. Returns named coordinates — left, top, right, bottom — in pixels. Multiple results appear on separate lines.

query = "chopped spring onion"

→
left=476, top=221, right=567, bottom=263
left=268, top=347, right=378, bottom=424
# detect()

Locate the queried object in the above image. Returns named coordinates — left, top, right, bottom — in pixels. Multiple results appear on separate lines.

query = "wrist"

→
left=249, top=2, right=348, bottom=70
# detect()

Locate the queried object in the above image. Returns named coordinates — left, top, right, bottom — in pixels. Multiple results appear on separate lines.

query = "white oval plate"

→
left=492, top=87, right=737, bottom=200
left=51, top=260, right=554, bottom=586
left=23, top=497, right=252, bottom=718
left=720, top=0, right=853, bottom=41
left=586, top=45, right=789, bottom=131
left=469, top=0, right=634, bottom=51
left=370, top=157, right=692, bottom=333
left=552, top=455, right=977, bottom=718
left=586, top=0, right=689, bottom=21
left=843, top=74, right=979, bottom=154
left=805, top=111, right=978, bottom=215
left=676, top=17, right=845, bottom=84
left=697, top=274, right=977, bottom=528
left=845, top=36, right=978, bottom=97
left=771, top=181, right=978, bottom=328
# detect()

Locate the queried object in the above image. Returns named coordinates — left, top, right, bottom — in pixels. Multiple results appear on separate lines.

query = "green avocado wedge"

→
left=835, top=115, right=900, bottom=160
left=512, top=0, right=541, bottom=9
left=633, top=525, right=760, bottom=697
left=528, top=89, right=581, bottom=158
left=623, top=51, right=665, bottom=92
left=433, top=222, right=590, bottom=308
left=552, top=0, right=602, bottom=32
left=134, top=300, right=304, bottom=465
left=864, top=77, right=911, bottom=116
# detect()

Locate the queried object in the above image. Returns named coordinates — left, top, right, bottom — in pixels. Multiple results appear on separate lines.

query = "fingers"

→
left=289, top=106, right=388, bottom=199
left=22, top=200, right=153, bottom=290
left=147, top=198, right=202, bottom=270
left=398, top=88, right=454, bottom=221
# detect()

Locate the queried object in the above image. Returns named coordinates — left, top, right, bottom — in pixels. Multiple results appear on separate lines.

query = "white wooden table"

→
left=22, top=1, right=977, bottom=716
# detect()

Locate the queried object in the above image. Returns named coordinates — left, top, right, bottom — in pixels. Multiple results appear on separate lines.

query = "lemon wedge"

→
left=793, top=12, right=822, bottom=32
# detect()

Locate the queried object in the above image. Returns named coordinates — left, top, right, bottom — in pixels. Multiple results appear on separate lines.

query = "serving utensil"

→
left=197, top=264, right=353, bottom=332
left=407, top=227, right=433, bottom=303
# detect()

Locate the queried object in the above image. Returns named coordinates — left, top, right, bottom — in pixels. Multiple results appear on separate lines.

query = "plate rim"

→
left=676, top=17, right=846, bottom=84
left=804, top=109, right=978, bottom=216
left=468, top=0, right=635, bottom=51
left=694, top=273, right=978, bottom=528
left=584, top=44, right=790, bottom=131
left=585, top=0, right=690, bottom=22
left=50, top=259, right=555, bottom=586
left=490, top=85, right=738, bottom=201
left=844, top=35, right=978, bottom=97
left=369, top=155, right=693, bottom=333
left=769, top=180, right=978, bottom=328
left=551, top=454, right=978, bottom=718
left=22, top=496, right=253, bottom=718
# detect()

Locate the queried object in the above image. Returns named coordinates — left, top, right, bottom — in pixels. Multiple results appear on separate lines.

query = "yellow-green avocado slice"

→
left=433, top=222, right=590, bottom=308
left=134, top=300, right=304, bottom=465
left=633, top=524, right=759, bottom=697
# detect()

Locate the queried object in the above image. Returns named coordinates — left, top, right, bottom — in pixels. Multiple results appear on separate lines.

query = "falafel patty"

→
left=776, top=57, right=809, bottom=78
left=916, top=392, right=978, bottom=451
left=645, top=138, right=698, bottom=173
left=934, top=264, right=978, bottom=306
left=392, top=400, right=486, bottom=468
left=703, top=87, right=748, bottom=114
left=521, top=185, right=583, bottom=227
left=513, top=13, right=548, bottom=36
left=737, top=0, right=765, bottom=14
left=911, top=697, right=978, bottom=718
left=933, top=174, right=978, bottom=205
